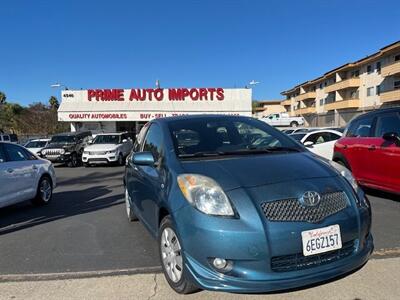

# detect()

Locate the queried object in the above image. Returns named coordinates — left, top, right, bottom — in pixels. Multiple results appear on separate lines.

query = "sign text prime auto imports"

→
left=58, top=88, right=252, bottom=122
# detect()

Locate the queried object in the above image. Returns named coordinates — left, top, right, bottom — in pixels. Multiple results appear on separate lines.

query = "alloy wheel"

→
left=161, top=227, right=183, bottom=283
left=39, top=179, right=52, bottom=202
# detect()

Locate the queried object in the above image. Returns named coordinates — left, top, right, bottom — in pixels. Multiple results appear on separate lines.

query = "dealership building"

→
left=58, top=87, right=252, bottom=135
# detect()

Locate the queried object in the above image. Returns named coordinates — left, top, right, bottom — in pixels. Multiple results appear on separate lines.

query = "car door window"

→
left=3, top=144, right=30, bottom=161
left=374, top=113, right=400, bottom=137
left=346, top=117, right=374, bottom=137
left=142, top=124, right=163, bottom=164
left=304, top=133, right=321, bottom=144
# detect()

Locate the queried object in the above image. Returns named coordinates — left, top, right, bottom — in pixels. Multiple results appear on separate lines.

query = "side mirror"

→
left=131, top=152, right=155, bottom=166
left=383, top=132, right=400, bottom=145
left=122, top=139, right=128, bottom=143
left=304, top=141, right=314, bottom=147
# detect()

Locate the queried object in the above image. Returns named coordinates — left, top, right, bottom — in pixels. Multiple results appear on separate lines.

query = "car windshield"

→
left=93, top=135, right=120, bottom=144
left=26, top=141, right=47, bottom=148
left=50, top=136, right=75, bottom=144
left=168, top=117, right=303, bottom=158
left=289, top=133, right=306, bottom=141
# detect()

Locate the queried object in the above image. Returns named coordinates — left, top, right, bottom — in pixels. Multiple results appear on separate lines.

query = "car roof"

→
left=52, top=131, right=91, bottom=137
left=154, top=114, right=253, bottom=124
left=95, top=132, right=126, bottom=136
left=28, top=138, right=51, bottom=142
left=352, top=107, right=400, bottom=121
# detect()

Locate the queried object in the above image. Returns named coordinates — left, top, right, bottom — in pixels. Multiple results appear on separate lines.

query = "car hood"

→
left=45, top=143, right=74, bottom=149
left=84, top=144, right=118, bottom=151
left=180, top=152, right=338, bottom=191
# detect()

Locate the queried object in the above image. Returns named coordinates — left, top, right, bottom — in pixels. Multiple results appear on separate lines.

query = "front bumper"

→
left=172, top=184, right=373, bottom=293
left=82, top=153, right=118, bottom=164
left=42, top=153, right=72, bottom=163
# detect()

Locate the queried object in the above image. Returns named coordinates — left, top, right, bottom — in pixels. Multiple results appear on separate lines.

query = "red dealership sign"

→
left=87, top=88, right=225, bottom=102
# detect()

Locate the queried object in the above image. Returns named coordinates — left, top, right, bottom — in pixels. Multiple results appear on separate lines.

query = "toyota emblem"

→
left=300, top=191, right=321, bottom=207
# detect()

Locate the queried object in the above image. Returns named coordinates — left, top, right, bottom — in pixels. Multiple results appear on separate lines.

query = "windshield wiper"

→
left=178, top=151, right=224, bottom=158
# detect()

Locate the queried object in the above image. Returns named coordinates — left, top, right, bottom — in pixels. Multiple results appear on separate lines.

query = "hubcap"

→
left=125, top=189, right=131, bottom=217
left=161, top=227, right=183, bottom=283
left=40, top=179, right=52, bottom=202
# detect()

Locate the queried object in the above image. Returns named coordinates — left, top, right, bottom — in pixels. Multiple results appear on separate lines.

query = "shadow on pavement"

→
left=364, top=188, right=400, bottom=202
left=56, top=169, right=124, bottom=186
left=0, top=186, right=123, bottom=236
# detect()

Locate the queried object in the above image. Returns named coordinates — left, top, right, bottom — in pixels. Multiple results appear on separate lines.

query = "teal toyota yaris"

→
left=123, top=115, right=373, bottom=294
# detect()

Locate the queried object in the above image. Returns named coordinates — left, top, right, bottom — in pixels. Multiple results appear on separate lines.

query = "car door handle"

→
left=6, top=168, right=14, bottom=173
left=368, top=145, right=376, bottom=151
left=343, top=145, right=348, bottom=150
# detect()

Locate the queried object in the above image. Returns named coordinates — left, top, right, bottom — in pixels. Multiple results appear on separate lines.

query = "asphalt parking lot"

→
left=0, top=165, right=399, bottom=278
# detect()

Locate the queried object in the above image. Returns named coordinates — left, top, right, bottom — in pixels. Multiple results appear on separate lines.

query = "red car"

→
left=333, top=107, right=400, bottom=194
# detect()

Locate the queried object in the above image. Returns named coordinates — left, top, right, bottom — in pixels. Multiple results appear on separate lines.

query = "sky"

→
left=1, top=0, right=399, bottom=105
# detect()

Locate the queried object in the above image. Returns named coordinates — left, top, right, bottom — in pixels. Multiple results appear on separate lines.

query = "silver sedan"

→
left=0, top=142, right=57, bottom=209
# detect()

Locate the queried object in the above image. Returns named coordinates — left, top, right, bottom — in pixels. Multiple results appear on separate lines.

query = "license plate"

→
left=301, top=225, right=342, bottom=256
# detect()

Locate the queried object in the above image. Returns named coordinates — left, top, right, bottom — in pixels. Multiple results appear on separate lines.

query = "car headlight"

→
left=83, top=151, right=89, bottom=154
left=329, top=161, right=368, bottom=207
left=60, top=149, right=66, bottom=154
left=177, top=174, right=234, bottom=216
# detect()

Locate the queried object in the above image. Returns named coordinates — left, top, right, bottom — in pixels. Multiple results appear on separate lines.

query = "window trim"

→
left=140, top=123, right=164, bottom=163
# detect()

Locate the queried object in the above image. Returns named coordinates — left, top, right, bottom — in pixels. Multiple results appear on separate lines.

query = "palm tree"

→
left=49, top=96, right=59, bottom=109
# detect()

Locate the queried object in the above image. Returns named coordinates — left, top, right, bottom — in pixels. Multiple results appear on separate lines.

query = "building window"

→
left=376, top=62, right=381, bottom=73
left=394, top=80, right=400, bottom=90
left=367, top=87, right=374, bottom=97
left=376, top=85, right=381, bottom=96
left=324, top=81, right=327, bottom=87
left=350, top=70, right=360, bottom=78
left=319, top=99, right=324, bottom=106
left=367, top=65, right=372, bottom=74
left=395, top=54, right=400, bottom=62
left=319, top=83, right=323, bottom=89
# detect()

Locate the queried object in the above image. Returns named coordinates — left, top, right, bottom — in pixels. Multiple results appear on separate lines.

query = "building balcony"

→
left=324, top=99, right=360, bottom=111
left=281, top=99, right=291, bottom=106
left=294, top=107, right=316, bottom=115
left=324, top=78, right=361, bottom=93
left=295, top=91, right=316, bottom=102
left=381, top=61, right=400, bottom=77
left=380, top=89, right=400, bottom=103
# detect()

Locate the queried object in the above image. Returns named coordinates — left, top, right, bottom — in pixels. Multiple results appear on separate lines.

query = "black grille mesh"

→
left=260, top=191, right=348, bottom=223
left=271, top=240, right=355, bottom=272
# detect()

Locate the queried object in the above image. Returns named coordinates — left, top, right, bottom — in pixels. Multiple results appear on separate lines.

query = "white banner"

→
left=58, top=88, right=252, bottom=122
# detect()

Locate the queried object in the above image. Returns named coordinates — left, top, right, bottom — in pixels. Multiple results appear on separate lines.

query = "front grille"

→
left=88, top=158, right=108, bottom=162
left=89, top=151, right=107, bottom=155
left=43, top=149, right=63, bottom=156
left=271, top=240, right=355, bottom=272
left=260, top=191, right=348, bottom=223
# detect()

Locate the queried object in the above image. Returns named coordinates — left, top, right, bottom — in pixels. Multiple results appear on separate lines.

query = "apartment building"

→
left=252, top=100, right=286, bottom=118
left=281, top=41, right=400, bottom=127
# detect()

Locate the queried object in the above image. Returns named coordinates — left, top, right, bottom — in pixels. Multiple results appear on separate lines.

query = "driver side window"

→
left=142, top=124, right=164, bottom=165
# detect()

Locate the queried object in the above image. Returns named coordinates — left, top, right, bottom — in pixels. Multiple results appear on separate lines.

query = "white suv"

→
left=82, top=132, right=133, bottom=166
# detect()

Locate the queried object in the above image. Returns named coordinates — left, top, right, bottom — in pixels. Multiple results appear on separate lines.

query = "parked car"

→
left=124, top=115, right=372, bottom=294
left=333, top=107, right=400, bottom=194
left=0, top=142, right=56, bottom=208
left=39, top=131, right=92, bottom=167
left=24, top=138, right=51, bottom=155
left=281, top=128, right=317, bottom=134
left=290, top=129, right=343, bottom=160
left=82, top=132, right=133, bottom=166
left=261, top=112, right=305, bottom=127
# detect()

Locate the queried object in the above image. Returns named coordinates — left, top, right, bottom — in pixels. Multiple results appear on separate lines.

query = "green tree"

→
left=49, top=96, right=59, bottom=110
left=0, top=91, right=6, bottom=104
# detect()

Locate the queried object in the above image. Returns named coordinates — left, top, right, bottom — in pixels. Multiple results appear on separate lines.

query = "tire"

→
left=290, top=121, right=298, bottom=127
left=31, top=176, right=53, bottom=206
left=118, top=153, right=124, bottom=166
left=159, top=216, right=199, bottom=294
left=125, top=187, right=138, bottom=222
left=68, top=153, right=78, bottom=168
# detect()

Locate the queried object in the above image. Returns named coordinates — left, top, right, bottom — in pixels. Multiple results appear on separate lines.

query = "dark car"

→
left=124, top=115, right=372, bottom=294
left=333, top=107, right=400, bottom=194
left=39, top=131, right=92, bottom=167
